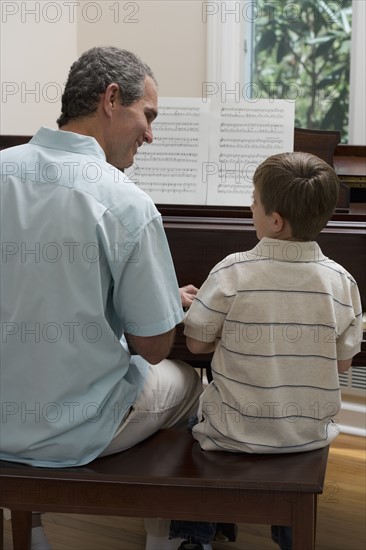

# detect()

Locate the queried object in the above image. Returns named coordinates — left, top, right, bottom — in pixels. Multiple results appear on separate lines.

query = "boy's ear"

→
left=271, top=211, right=294, bottom=239
left=271, top=211, right=285, bottom=234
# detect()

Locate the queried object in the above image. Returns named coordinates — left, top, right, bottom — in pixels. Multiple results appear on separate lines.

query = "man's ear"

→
left=102, top=83, right=121, bottom=117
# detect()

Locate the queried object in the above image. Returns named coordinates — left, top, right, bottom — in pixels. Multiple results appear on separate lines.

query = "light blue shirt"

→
left=0, top=127, right=183, bottom=467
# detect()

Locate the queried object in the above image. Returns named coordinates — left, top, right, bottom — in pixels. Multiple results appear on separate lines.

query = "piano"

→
left=1, top=132, right=365, bottom=369
left=160, top=132, right=366, bottom=369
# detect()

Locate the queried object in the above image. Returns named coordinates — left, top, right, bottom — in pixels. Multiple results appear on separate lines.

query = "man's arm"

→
left=125, top=328, right=176, bottom=365
left=123, top=284, right=197, bottom=364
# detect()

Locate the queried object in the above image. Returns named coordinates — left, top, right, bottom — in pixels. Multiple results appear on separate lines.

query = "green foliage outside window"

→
left=253, top=0, right=352, bottom=142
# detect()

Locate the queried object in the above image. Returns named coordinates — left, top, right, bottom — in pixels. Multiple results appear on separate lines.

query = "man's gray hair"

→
left=57, top=47, right=156, bottom=127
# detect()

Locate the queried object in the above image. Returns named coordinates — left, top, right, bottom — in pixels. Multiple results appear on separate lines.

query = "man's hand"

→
left=179, top=284, right=199, bottom=309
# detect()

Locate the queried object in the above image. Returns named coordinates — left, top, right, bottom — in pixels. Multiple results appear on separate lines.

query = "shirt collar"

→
left=30, top=127, right=106, bottom=161
left=250, top=237, right=326, bottom=263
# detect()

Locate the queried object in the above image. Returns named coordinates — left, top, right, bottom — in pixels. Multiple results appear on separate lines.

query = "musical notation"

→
left=221, top=106, right=286, bottom=117
left=153, top=122, right=200, bottom=133
left=136, top=151, right=199, bottom=163
left=125, top=97, right=295, bottom=206
left=207, top=99, right=295, bottom=205
left=219, top=137, right=284, bottom=147
left=126, top=97, right=209, bottom=205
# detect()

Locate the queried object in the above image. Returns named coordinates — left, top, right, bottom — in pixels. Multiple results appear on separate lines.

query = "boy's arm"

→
left=184, top=267, right=228, bottom=355
left=186, top=336, right=216, bottom=354
left=337, top=357, right=354, bottom=374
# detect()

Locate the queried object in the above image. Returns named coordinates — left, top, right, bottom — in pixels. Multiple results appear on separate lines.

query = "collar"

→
left=250, top=238, right=327, bottom=263
left=30, top=127, right=106, bottom=161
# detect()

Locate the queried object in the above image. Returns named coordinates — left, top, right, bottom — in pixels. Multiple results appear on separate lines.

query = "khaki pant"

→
left=100, top=359, right=202, bottom=456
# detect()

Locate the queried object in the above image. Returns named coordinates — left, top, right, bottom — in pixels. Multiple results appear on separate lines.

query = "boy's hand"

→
left=179, top=284, right=199, bottom=309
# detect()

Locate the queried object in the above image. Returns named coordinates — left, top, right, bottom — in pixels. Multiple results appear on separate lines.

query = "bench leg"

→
left=11, top=510, right=32, bottom=550
left=292, top=494, right=316, bottom=550
left=1, top=509, right=3, bottom=550
left=314, top=495, right=318, bottom=542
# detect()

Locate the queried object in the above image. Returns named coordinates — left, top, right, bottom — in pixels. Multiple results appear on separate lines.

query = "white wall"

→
left=77, top=1, right=207, bottom=98
left=0, top=0, right=207, bottom=135
left=0, top=1, right=78, bottom=134
left=1, top=1, right=363, bottom=143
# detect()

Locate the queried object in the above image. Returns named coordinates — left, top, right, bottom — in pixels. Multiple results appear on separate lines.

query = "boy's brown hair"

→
left=253, top=151, right=340, bottom=240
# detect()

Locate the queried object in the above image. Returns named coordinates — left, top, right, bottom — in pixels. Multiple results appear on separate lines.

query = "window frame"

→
left=206, top=0, right=365, bottom=145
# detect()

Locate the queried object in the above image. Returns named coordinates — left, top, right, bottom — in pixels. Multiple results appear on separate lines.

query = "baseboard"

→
left=338, top=397, right=366, bottom=437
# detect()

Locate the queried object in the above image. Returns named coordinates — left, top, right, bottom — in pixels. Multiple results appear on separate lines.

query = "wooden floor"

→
left=3, top=433, right=365, bottom=550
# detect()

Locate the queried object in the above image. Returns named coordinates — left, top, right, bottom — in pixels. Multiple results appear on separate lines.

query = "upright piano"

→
left=1, top=133, right=365, bottom=369
left=160, top=136, right=366, bottom=369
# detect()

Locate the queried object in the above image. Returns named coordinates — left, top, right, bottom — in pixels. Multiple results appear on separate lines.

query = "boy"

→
left=172, top=152, right=362, bottom=550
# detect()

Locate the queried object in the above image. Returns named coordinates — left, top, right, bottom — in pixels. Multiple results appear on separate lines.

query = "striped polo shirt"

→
left=184, top=238, right=362, bottom=453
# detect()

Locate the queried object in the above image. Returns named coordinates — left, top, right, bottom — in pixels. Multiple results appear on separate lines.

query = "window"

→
left=206, top=0, right=365, bottom=144
left=250, top=0, right=352, bottom=142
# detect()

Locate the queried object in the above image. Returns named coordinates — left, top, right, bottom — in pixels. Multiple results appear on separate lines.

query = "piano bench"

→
left=0, top=428, right=329, bottom=550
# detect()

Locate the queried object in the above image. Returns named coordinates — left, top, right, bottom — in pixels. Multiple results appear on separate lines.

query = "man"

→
left=1, top=47, right=201, bottom=550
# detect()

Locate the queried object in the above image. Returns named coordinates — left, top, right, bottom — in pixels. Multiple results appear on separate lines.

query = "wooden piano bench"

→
left=0, top=428, right=329, bottom=550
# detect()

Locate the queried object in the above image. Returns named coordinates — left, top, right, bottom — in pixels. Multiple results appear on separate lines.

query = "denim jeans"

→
left=271, top=526, right=292, bottom=550
left=169, top=520, right=216, bottom=545
left=170, top=522, right=292, bottom=548
left=169, top=416, right=216, bottom=545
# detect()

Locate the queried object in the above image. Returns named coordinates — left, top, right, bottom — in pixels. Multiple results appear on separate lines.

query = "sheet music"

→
left=126, top=98, right=210, bottom=205
left=126, top=97, right=295, bottom=206
left=206, top=99, right=295, bottom=206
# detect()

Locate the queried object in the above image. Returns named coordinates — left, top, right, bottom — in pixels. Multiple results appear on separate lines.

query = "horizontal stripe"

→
left=199, top=422, right=333, bottom=451
left=220, top=344, right=336, bottom=361
left=211, top=368, right=340, bottom=392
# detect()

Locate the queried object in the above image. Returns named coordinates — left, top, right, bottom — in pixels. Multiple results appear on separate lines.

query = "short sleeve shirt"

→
left=0, top=127, right=183, bottom=467
left=184, top=239, right=362, bottom=453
